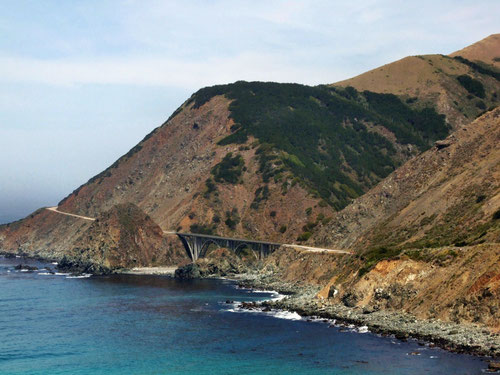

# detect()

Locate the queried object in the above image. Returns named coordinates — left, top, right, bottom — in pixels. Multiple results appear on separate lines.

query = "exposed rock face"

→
left=58, top=203, right=186, bottom=274
left=175, top=248, right=253, bottom=279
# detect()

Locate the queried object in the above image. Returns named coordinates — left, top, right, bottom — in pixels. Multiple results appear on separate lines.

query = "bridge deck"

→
left=175, top=232, right=281, bottom=246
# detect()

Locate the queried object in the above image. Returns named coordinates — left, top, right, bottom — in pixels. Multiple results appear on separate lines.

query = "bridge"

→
left=46, top=206, right=352, bottom=262
left=174, top=232, right=281, bottom=261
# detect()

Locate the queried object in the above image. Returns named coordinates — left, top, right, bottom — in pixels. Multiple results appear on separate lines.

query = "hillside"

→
left=335, top=34, right=500, bottom=128
left=314, top=107, right=500, bottom=252
left=0, top=82, right=451, bottom=264
left=450, top=33, right=500, bottom=69
left=0, top=35, right=498, bottom=274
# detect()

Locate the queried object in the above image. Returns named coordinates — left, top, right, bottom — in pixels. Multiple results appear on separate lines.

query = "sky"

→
left=0, top=0, right=498, bottom=224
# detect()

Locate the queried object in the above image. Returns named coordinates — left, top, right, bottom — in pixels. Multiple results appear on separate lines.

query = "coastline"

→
left=119, top=266, right=177, bottom=276
left=232, top=272, right=500, bottom=360
left=3, top=253, right=499, bottom=362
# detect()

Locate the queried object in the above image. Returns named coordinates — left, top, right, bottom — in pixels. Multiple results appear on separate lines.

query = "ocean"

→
left=0, top=256, right=488, bottom=374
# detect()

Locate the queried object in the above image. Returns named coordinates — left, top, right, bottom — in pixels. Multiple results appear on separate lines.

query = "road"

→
left=46, top=206, right=96, bottom=221
left=47, top=207, right=351, bottom=254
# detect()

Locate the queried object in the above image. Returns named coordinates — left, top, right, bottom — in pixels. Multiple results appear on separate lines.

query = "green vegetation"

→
left=217, top=124, right=249, bottom=145
left=204, top=178, right=217, bottom=198
left=297, top=232, right=312, bottom=241
left=250, top=185, right=270, bottom=209
left=457, top=75, right=486, bottom=98
left=189, top=223, right=215, bottom=235
left=493, top=209, right=500, bottom=220
left=224, top=208, right=240, bottom=230
left=453, top=56, right=500, bottom=81
left=188, top=81, right=449, bottom=210
left=211, top=153, right=245, bottom=184
left=279, top=225, right=287, bottom=233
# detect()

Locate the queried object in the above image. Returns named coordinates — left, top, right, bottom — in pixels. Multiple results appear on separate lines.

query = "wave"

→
left=66, top=274, right=92, bottom=279
left=225, top=302, right=302, bottom=321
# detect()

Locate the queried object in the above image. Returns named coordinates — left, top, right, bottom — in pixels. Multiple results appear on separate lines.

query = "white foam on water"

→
left=51, top=262, right=58, bottom=265
left=66, top=274, right=91, bottom=279
left=38, top=272, right=52, bottom=276
left=250, top=289, right=276, bottom=294
left=19, top=269, right=29, bottom=272
left=430, top=356, right=438, bottom=359
left=225, top=302, right=303, bottom=321
left=54, top=272, right=71, bottom=276
left=358, top=326, right=369, bottom=333
left=269, top=310, right=302, bottom=321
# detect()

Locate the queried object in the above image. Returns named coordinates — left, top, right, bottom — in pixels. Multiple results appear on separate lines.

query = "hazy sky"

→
left=0, top=0, right=498, bottom=223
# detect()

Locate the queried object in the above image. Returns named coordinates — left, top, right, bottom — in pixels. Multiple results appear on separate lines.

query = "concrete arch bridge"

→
left=175, top=232, right=281, bottom=261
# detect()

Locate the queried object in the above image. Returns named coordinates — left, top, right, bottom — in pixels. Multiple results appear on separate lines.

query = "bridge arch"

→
left=200, top=239, right=222, bottom=258
left=175, top=232, right=280, bottom=261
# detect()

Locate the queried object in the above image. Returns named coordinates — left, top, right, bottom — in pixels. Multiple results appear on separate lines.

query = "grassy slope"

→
left=334, top=54, right=499, bottom=128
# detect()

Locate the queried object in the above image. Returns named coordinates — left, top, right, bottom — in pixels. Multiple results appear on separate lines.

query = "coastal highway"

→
left=46, top=206, right=351, bottom=255
left=46, top=206, right=95, bottom=221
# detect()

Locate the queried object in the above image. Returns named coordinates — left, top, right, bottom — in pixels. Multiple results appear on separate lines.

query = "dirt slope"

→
left=450, top=33, right=500, bottom=69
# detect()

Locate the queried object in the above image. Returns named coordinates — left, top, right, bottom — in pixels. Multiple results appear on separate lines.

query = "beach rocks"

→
left=14, top=264, right=38, bottom=271
left=174, top=263, right=201, bottom=279
left=342, top=292, right=360, bottom=307
left=488, top=361, right=500, bottom=371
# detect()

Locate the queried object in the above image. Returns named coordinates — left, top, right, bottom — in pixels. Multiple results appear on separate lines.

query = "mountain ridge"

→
left=0, top=35, right=498, bottom=271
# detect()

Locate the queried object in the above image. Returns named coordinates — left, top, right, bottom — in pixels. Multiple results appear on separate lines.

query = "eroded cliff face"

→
left=314, top=244, right=500, bottom=331
left=256, top=244, right=500, bottom=331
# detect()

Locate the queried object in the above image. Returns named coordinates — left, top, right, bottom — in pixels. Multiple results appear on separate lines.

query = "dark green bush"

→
left=297, top=232, right=312, bottom=241
left=224, top=208, right=240, bottom=230
left=211, top=153, right=245, bottom=184
left=189, top=223, right=215, bottom=235
left=457, top=75, right=485, bottom=98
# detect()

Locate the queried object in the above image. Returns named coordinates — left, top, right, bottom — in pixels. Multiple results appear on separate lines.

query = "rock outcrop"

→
left=57, top=203, right=186, bottom=274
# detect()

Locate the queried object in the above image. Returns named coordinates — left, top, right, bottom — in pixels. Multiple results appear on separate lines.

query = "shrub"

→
left=211, top=153, right=245, bottom=184
left=476, top=195, right=486, bottom=203
left=457, top=75, right=485, bottom=98
left=189, top=223, right=215, bottom=235
left=250, top=185, right=270, bottom=209
left=279, top=225, right=287, bottom=233
left=297, top=232, right=312, bottom=241
left=493, top=209, right=500, bottom=220
left=224, top=208, right=240, bottom=230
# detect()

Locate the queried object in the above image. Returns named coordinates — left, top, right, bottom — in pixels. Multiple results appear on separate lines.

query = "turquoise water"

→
left=0, top=257, right=489, bottom=374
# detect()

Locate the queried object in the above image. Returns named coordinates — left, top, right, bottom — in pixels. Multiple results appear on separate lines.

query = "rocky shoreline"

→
left=4, top=251, right=500, bottom=368
left=230, top=272, right=500, bottom=363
